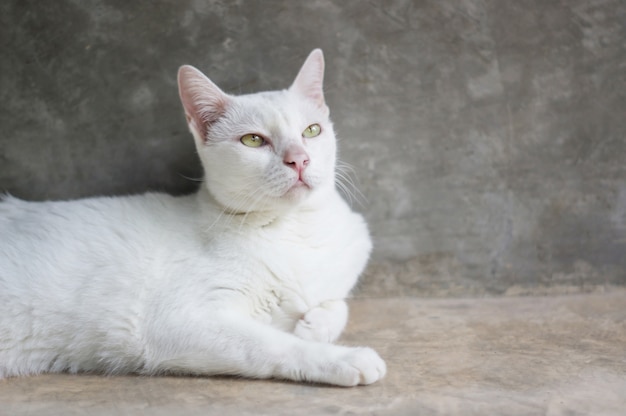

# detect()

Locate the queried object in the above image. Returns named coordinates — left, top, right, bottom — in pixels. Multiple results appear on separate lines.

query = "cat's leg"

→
left=144, top=310, right=385, bottom=386
left=293, top=299, right=348, bottom=343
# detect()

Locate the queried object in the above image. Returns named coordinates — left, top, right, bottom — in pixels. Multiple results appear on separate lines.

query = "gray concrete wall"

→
left=1, top=0, right=625, bottom=296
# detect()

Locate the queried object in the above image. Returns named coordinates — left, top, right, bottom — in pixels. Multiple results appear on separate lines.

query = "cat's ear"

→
left=178, top=65, right=230, bottom=143
left=289, top=49, right=328, bottom=114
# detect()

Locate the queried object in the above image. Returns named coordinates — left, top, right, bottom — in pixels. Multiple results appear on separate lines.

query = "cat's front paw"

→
left=294, top=300, right=348, bottom=343
left=331, top=347, right=387, bottom=386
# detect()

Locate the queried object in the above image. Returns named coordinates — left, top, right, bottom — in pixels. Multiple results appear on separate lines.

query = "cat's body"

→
left=0, top=50, right=385, bottom=386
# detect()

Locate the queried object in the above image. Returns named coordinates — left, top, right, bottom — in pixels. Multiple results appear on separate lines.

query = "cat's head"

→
left=178, top=49, right=336, bottom=214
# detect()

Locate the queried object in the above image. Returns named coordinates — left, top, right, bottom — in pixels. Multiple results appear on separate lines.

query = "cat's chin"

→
left=281, top=180, right=312, bottom=202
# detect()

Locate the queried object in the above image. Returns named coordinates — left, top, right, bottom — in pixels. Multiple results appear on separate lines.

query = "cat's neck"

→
left=194, top=184, right=334, bottom=232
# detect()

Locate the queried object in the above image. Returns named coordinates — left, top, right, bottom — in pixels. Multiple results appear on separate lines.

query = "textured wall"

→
left=1, top=1, right=625, bottom=295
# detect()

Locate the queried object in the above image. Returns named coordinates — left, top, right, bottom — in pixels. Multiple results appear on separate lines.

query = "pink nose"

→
left=283, top=146, right=310, bottom=174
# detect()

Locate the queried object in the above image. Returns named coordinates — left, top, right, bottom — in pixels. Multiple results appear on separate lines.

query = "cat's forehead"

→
left=232, top=90, right=319, bottom=135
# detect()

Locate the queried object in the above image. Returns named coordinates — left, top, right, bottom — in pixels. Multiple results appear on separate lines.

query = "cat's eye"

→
left=240, top=134, right=265, bottom=148
left=302, top=124, right=321, bottom=138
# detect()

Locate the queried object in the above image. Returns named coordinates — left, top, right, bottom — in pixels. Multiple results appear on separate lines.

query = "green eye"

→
left=302, top=123, right=321, bottom=138
left=241, top=134, right=265, bottom=148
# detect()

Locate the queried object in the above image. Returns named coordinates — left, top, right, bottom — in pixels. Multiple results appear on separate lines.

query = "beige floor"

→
left=2, top=291, right=625, bottom=415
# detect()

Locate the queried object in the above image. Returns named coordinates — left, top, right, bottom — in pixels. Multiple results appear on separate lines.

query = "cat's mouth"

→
left=284, top=178, right=311, bottom=198
left=293, top=178, right=309, bottom=188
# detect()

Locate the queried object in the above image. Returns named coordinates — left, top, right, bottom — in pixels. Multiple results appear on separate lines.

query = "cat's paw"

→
left=329, top=347, right=387, bottom=386
left=294, top=300, right=348, bottom=343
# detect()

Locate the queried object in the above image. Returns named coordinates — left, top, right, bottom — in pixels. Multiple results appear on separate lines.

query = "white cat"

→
left=0, top=49, right=386, bottom=386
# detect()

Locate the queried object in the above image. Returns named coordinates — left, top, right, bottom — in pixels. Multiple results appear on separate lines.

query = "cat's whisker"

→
left=208, top=185, right=269, bottom=232
left=237, top=191, right=269, bottom=232
left=203, top=194, right=244, bottom=233
left=201, top=178, right=271, bottom=233
left=205, top=205, right=231, bottom=233
left=207, top=201, right=246, bottom=233
left=339, top=167, right=366, bottom=204
left=335, top=178, right=354, bottom=206
left=334, top=162, right=367, bottom=207
left=177, top=173, right=205, bottom=183
left=336, top=173, right=361, bottom=202
left=231, top=186, right=265, bottom=212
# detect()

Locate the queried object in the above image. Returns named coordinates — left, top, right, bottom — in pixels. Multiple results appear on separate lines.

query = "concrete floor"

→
left=1, top=291, right=625, bottom=416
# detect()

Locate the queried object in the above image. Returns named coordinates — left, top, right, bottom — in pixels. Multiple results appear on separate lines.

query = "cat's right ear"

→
left=177, top=65, right=230, bottom=143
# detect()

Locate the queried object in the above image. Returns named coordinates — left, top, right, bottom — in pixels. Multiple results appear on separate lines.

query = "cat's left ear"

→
left=289, top=49, right=329, bottom=115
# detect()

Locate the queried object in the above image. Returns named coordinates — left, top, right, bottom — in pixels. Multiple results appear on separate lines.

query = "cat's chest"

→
left=234, top=210, right=370, bottom=329
left=247, top=226, right=332, bottom=300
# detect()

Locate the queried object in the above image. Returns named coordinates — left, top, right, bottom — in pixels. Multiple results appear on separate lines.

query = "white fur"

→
left=0, top=50, right=385, bottom=386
